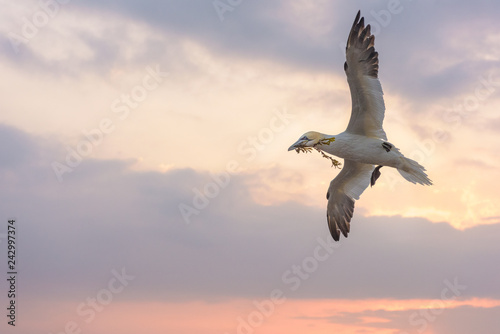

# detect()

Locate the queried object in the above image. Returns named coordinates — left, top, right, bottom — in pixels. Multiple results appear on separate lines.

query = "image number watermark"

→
left=6, top=219, right=17, bottom=326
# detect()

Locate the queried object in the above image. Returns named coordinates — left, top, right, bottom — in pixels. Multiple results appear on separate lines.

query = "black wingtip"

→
left=350, top=10, right=361, bottom=31
left=340, top=228, right=349, bottom=238
left=347, top=10, right=365, bottom=50
left=327, top=214, right=340, bottom=241
left=345, top=9, right=379, bottom=78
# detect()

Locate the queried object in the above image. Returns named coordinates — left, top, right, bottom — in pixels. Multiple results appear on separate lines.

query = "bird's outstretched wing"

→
left=344, top=11, right=387, bottom=140
left=326, top=159, right=374, bottom=241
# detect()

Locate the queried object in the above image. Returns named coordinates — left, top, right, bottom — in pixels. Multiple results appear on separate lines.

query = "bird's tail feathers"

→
left=397, top=158, right=433, bottom=186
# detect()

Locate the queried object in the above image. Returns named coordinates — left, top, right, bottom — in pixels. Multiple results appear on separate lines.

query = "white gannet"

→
left=288, top=11, right=432, bottom=241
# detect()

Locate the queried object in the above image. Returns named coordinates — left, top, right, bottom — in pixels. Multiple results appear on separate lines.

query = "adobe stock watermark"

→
left=383, top=69, right=500, bottom=189
left=51, top=65, right=168, bottom=183
left=225, top=236, right=340, bottom=334
left=213, top=0, right=243, bottom=22
left=8, top=0, right=72, bottom=54
left=399, top=277, right=467, bottom=334
left=178, top=107, right=295, bottom=224
left=48, top=268, right=135, bottom=334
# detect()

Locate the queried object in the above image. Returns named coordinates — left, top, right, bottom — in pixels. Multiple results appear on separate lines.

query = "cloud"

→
left=4, top=0, right=500, bottom=104
left=2, top=2, right=500, bottom=333
left=0, top=123, right=37, bottom=168
left=1, top=124, right=499, bottom=306
left=64, top=0, right=500, bottom=101
left=73, top=0, right=345, bottom=70
left=327, top=304, right=500, bottom=334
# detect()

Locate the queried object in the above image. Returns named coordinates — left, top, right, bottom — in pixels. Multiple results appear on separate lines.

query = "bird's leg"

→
left=370, top=165, right=383, bottom=187
left=382, top=142, right=392, bottom=152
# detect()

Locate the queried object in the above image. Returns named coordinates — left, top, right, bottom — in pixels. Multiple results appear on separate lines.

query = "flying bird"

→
left=288, top=11, right=432, bottom=241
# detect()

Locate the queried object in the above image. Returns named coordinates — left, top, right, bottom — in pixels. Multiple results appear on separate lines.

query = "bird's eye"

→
left=300, top=136, right=309, bottom=141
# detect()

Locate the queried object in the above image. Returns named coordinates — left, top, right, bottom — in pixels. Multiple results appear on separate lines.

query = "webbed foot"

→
left=370, top=165, right=383, bottom=187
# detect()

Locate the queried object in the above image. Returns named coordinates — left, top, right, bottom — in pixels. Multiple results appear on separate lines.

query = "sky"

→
left=0, top=0, right=500, bottom=333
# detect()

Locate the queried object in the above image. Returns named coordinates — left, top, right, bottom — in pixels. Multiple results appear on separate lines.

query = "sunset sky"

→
left=1, top=0, right=500, bottom=333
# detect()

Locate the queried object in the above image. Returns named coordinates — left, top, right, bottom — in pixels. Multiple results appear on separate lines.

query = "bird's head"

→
left=288, top=131, right=328, bottom=151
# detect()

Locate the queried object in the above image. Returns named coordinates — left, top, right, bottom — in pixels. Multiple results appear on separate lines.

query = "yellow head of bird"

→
left=288, top=131, right=328, bottom=151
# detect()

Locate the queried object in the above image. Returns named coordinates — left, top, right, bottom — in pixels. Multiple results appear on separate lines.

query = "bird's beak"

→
left=288, top=139, right=308, bottom=151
